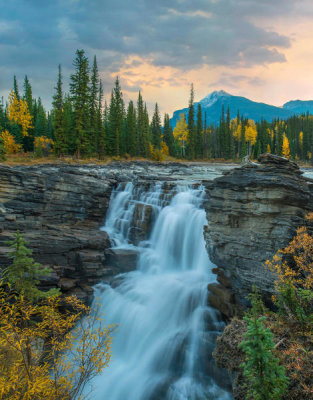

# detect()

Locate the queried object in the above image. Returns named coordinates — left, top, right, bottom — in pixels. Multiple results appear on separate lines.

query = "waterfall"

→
left=89, top=182, right=232, bottom=400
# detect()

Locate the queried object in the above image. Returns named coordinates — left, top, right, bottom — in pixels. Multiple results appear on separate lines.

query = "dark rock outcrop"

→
left=0, top=164, right=115, bottom=303
left=204, top=154, right=313, bottom=316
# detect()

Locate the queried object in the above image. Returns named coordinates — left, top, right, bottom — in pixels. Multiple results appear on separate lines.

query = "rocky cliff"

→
left=204, top=154, right=313, bottom=317
left=0, top=157, right=312, bottom=311
left=0, top=161, right=227, bottom=302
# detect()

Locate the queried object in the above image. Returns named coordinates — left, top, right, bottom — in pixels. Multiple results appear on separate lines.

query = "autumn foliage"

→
left=1, top=130, right=22, bottom=154
left=7, top=90, right=33, bottom=137
left=0, top=232, right=115, bottom=399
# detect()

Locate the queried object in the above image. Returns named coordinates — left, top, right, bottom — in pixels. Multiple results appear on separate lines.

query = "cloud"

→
left=0, top=0, right=310, bottom=108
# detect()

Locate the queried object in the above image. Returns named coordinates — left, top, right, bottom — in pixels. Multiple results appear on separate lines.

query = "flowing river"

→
left=88, top=182, right=232, bottom=400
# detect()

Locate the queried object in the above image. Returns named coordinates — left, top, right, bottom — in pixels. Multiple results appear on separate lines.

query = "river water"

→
left=88, top=182, right=232, bottom=400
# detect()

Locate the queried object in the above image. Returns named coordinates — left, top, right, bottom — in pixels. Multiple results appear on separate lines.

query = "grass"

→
left=0, top=152, right=241, bottom=166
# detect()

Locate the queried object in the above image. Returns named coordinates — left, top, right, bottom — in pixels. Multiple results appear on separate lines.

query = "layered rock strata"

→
left=204, top=154, right=313, bottom=317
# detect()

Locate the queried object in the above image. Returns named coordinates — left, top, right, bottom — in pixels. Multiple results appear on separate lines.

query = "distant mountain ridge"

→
left=170, top=90, right=313, bottom=127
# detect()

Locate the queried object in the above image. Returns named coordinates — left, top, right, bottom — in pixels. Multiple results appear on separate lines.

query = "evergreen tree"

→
left=69, top=49, right=90, bottom=157
left=4, top=231, right=59, bottom=301
left=187, top=84, right=196, bottom=159
left=125, top=100, right=137, bottom=156
left=163, top=113, right=174, bottom=156
left=96, top=80, right=106, bottom=159
left=136, top=91, right=149, bottom=157
left=89, top=55, right=100, bottom=154
left=23, top=76, right=33, bottom=117
left=107, top=78, right=124, bottom=156
left=13, top=75, right=20, bottom=100
left=151, top=103, right=162, bottom=149
left=52, top=65, right=67, bottom=156
left=63, top=95, right=76, bottom=154
left=195, top=103, right=203, bottom=158
left=34, top=98, right=48, bottom=137
left=239, top=304, right=289, bottom=400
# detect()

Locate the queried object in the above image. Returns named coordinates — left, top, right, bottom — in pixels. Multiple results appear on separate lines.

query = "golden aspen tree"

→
left=282, top=134, right=291, bottom=159
left=7, top=90, right=33, bottom=137
left=173, top=113, right=188, bottom=158
left=231, top=118, right=242, bottom=142
left=267, top=144, right=271, bottom=153
left=245, top=119, right=257, bottom=155
left=1, top=130, right=22, bottom=154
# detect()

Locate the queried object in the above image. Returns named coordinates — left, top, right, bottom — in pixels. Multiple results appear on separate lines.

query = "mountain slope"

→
left=283, top=99, right=313, bottom=114
left=171, top=90, right=297, bottom=127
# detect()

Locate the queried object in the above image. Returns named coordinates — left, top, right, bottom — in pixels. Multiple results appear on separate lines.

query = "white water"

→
left=89, top=183, right=232, bottom=400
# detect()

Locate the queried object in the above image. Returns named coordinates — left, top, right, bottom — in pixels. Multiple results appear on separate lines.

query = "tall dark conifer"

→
left=163, top=114, right=174, bottom=156
left=195, top=104, right=203, bottom=158
left=52, top=65, right=67, bottom=156
left=151, top=103, right=162, bottom=149
left=107, top=77, right=124, bottom=156
left=187, top=84, right=196, bottom=159
left=89, top=55, right=100, bottom=153
left=125, top=100, right=137, bottom=156
left=70, top=49, right=90, bottom=157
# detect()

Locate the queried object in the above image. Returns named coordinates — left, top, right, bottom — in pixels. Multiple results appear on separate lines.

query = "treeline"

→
left=0, top=48, right=313, bottom=162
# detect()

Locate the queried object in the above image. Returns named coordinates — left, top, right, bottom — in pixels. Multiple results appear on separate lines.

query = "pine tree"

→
left=34, top=98, right=48, bottom=137
left=107, top=78, right=124, bottom=156
left=70, top=49, right=90, bottom=157
left=52, top=65, right=67, bottom=156
left=187, top=84, right=196, bottom=159
left=163, top=113, right=174, bottom=156
left=195, top=103, right=203, bottom=158
left=89, top=55, right=100, bottom=154
left=63, top=95, right=76, bottom=154
left=13, top=75, right=20, bottom=100
left=136, top=91, right=149, bottom=157
left=4, top=231, right=59, bottom=301
left=151, top=103, right=162, bottom=150
left=23, top=76, right=33, bottom=116
left=125, top=100, right=137, bottom=156
left=96, top=79, right=106, bottom=159
left=239, top=312, right=289, bottom=400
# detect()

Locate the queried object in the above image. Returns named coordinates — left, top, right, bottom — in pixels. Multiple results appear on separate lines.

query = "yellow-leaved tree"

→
left=245, top=119, right=257, bottom=155
left=282, top=134, right=291, bottom=159
left=1, top=130, right=23, bottom=154
left=7, top=90, right=33, bottom=137
left=173, top=113, right=188, bottom=158
left=231, top=117, right=242, bottom=142
left=0, top=231, right=115, bottom=399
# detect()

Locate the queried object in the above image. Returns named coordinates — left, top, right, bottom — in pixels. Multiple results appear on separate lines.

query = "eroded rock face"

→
left=204, top=154, right=313, bottom=314
left=0, top=164, right=115, bottom=303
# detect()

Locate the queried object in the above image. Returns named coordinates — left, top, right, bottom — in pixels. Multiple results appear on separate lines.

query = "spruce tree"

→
left=52, top=65, right=67, bottom=156
left=89, top=55, right=100, bottom=154
left=187, top=84, right=196, bottom=159
left=23, top=76, right=33, bottom=116
left=70, top=49, right=90, bottom=157
left=239, top=304, right=289, bottom=400
left=125, top=100, right=137, bottom=156
left=34, top=98, right=48, bottom=137
left=151, top=103, right=162, bottom=149
left=4, top=231, right=59, bottom=301
left=107, top=78, right=124, bottom=156
left=13, top=75, right=20, bottom=100
left=163, top=114, right=174, bottom=156
left=136, top=91, right=149, bottom=157
left=195, top=103, right=203, bottom=158
left=96, top=80, right=106, bottom=159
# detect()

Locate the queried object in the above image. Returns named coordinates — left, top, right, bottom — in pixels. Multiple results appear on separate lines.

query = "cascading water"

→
left=89, top=182, right=232, bottom=400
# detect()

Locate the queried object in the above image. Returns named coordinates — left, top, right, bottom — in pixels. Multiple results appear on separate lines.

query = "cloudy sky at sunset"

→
left=1, top=0, right=313, bottom=115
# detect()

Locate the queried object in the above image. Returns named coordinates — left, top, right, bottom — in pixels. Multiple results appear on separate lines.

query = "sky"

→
left=1, top=0, right=313, bottom=116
